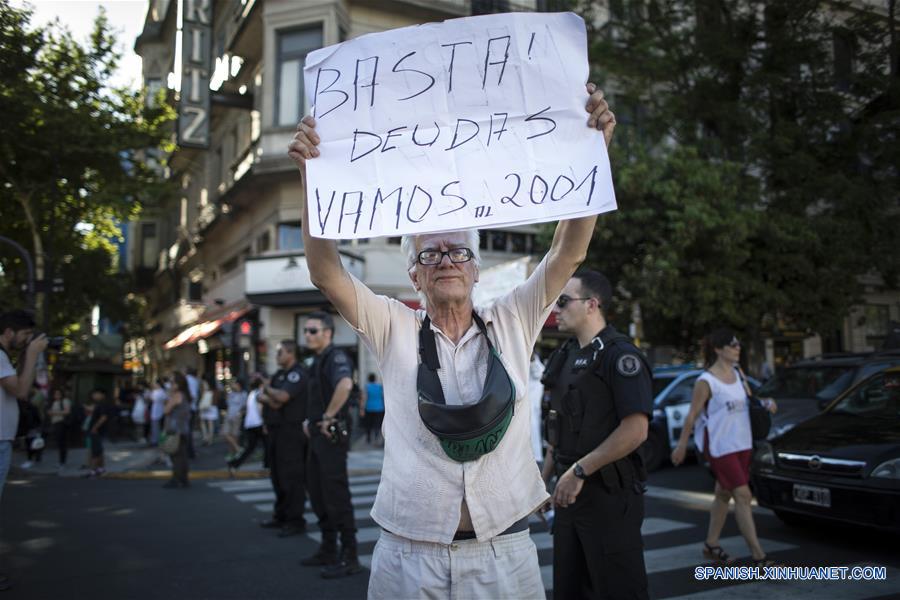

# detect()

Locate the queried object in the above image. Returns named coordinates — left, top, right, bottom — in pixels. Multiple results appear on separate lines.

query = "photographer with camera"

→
left=0, top=310, right=48, bottom=499
left=300, top=312, right=359, bottom=579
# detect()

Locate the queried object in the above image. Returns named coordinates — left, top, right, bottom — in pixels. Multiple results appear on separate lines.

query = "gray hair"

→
left=400, top=230, right=481, bottom=269
left=400, top=230, right=481, bottom=309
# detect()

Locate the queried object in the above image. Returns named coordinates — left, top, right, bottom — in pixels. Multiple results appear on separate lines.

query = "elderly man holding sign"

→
left=289, top=11, right=617, bottom=599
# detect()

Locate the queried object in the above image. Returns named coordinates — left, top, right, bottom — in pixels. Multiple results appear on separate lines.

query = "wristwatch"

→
left=573, top=462, right=587, bottom=480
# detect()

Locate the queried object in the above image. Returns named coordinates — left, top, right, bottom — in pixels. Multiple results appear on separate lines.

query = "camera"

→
left=46, top=336, right=65, bottom=350
left=326, top=418, right=350, bottom=445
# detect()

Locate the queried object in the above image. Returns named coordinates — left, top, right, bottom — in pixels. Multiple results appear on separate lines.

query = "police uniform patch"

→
left=287, top=371, right=300, bottom=383
left=333, top=352, right=348, bottom=365
left=616, top=354, right=642, bottom=377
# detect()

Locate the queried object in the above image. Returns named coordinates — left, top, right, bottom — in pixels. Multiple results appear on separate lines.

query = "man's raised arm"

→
left=542, top=83, right=616, bottom=305
left=289, top=115, right=360, bottom=329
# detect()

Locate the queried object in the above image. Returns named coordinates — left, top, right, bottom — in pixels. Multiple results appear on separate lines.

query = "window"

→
left=188, top=280, right=203, bottom=301
left=833, top=374, right=899, bottom=419
left=864, top=304, right=889, bottom=348
left=278, top=221, right=303, bottom=250
left=387, top=237, right=401, bottom=245
left=221, top=255, right=239, bottom=274
left=140, top=222, right=158, bottom=268
left=490, top=231, right=507, bottom=251
left=276, top=27, right=323, bottom=126
left=664, top=376, right=698, bottom=407
left=833, top=30, right=854, bottom=92
left=509, top=232, right=527, bottom=253
left=257, top=230, right=271, bottom=253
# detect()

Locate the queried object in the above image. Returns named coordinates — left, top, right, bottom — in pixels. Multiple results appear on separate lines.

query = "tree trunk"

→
left=16, top=193, right=46, bottom=327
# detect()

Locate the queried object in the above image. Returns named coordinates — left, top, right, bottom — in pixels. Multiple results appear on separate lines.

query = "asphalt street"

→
left=1, top=454, right=898, bottom=599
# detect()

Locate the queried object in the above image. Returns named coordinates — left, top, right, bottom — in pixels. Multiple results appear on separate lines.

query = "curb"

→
left=102, top=467, right=383, bottom=481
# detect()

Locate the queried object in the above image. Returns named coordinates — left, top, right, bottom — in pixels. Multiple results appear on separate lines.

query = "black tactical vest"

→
left=543, top=327, right=650, bottom=489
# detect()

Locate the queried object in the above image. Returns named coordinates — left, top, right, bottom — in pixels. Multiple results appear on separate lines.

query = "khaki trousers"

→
left=368, top=529, right=544, bottom=600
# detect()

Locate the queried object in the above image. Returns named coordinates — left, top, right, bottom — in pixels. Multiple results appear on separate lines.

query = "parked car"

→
left=756, top=351, right=900, bottom=438
left=639, top=366, right=761, bottom=472
left=751, top=366, right=900, bottom=533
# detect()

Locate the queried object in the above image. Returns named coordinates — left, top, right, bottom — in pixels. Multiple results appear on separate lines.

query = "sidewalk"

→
left=9, top=432, right=384, bottom=479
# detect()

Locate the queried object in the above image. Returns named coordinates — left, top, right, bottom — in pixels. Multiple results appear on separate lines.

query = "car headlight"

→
left=755, top=441, right=775, bottom=466
left=871, top=458, right=900, bottom=479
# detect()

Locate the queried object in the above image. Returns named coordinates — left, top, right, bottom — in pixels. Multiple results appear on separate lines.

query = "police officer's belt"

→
left=417, top=312, right=515, bottom=463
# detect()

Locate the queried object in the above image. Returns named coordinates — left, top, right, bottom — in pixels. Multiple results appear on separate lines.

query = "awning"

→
left=163, top=305, right=251, bottom=350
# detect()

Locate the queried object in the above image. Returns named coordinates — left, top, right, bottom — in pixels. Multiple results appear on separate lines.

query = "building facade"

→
left=130, top=0, right=552, bottom=383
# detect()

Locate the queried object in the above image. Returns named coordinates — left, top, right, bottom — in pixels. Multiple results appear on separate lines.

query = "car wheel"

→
left=774, top=510, right=808, bottom=528
left=640, top=430, right=668, bottom=472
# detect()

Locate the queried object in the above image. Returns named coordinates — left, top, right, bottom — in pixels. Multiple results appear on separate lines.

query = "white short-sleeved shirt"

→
left=0, top=349, right=20, bottom=441
left=150, top=388, right=167, bottom=421
left=244, top=389, right=263, bottom=429
left=694, top=370, right=752, bottom=458
left=351, top=257, right=554, bottom=544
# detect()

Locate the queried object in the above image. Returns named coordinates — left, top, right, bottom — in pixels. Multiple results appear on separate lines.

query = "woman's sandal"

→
left=703, top=542, right=734, bottom=563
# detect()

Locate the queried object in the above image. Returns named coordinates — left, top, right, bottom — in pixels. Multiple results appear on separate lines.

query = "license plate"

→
left=793, top=484, right=831, bottom=508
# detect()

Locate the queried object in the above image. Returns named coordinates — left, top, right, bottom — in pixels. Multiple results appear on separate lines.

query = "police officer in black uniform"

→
left=258, top=339, right=309, bottom=537
left=299, top=311, right=360, bottom=579
left=541, top=270, right=652, bottom=600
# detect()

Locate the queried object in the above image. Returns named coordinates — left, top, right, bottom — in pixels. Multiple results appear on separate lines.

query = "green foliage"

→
left=582, top=0, right=899, bottom=349
left=0, top=1, right=175, bottom=337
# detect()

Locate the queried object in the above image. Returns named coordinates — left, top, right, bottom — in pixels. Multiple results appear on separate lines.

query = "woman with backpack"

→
left=671, top=328, right=779, bottom=567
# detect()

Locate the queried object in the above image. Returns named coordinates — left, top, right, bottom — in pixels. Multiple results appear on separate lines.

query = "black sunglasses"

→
left=417, top=247, right=474, bottom=266
left=303, top=327, right=320, bottom=335
left=556, top=294, right=593, bottom=308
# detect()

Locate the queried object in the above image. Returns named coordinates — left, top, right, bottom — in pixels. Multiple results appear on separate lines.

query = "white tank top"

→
left=693, top=369, right=752, bottom=458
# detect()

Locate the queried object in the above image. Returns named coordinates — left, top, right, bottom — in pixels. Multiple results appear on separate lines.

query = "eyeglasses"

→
left=556, top=294, right=593, bottom=308
left=417, top=247, right=474, bottom=266
left=727, top=340, right=741, bottom=348
left=303, top=328, right=320, bottom=335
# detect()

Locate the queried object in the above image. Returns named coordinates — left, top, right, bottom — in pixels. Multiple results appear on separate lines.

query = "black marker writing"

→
left=406, top=185, right=433, bottom=223
left=487, top=112, right=509, bottom=146
left=525, top=106, right=557, bottom=140
left=370, top=186, right=403, bottom=231
left=412, top=122, right=441, bottom=147
left=313, top=68, right=348, bottom=120
left=350, top=129, right=382, bottom=162
left=441, top=41, right=472, bottom=93
left=500, top=173, right=523, bottom=207
left=438, top=181, right=467, bottom=216
left=382, top=126, right=407, bottom=153
left=338, top=191, right=364, bottom=234
left=483, top=36, right=511, bottom=89
left=353, top=56, right=379, bottom=111
left=316, top=188, right=337, bottom=235
left=393, top=52, right=436, bottom=101
left=445, top=118, right=479, bottom=151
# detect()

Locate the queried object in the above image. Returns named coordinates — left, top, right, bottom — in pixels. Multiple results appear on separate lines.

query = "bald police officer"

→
left=300, top=311, right=359, bottom=579
left=542, top=270, right=652, bottom=599
left=258, top=339, right=309, bottom=537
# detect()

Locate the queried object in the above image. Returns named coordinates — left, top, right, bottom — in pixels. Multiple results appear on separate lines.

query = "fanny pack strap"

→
left=419, top=312, right=493, bottom=405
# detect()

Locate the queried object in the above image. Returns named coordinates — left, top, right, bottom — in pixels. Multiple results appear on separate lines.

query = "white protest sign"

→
left=303, top=11, right=616, bottom=239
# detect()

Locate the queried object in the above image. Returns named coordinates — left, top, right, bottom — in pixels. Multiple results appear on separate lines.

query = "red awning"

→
left=163, top=305, right=251, bottom=350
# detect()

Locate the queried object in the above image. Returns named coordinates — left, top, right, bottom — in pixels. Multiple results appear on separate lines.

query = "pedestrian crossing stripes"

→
left=208, top=470, right=895, bottom=599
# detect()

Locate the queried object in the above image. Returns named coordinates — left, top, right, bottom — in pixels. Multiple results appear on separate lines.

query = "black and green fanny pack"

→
left=417, top=312, right=516, bottom=463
